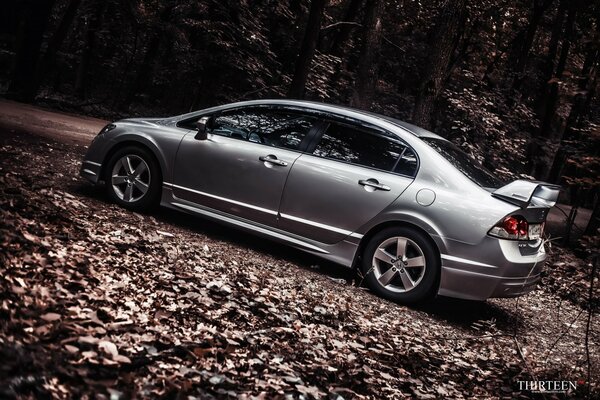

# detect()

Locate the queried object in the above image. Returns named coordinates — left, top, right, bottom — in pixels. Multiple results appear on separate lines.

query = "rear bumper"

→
left=437, top=237, right=546, bottom=301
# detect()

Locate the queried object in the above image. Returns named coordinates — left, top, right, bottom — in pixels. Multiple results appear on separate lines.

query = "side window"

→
left=259, top=112, right=314, bottom=150
left=394, top=148, right=418, bottom=177
left=211, top=111, right=261, bottom=141
left=313, top=122, right=413, bottom=174
left=176, top=117, right=199, bottom=130
left=210, top=109, right=314, bottom=151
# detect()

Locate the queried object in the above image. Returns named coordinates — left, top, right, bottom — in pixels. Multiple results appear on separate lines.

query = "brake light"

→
left=489, top=215, right=529, bottom=240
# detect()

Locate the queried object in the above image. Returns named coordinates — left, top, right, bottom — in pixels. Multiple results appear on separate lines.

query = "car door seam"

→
left=274, top=153, right=303, bottom=222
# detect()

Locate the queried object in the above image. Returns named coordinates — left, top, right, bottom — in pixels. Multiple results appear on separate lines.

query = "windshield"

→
left=422, top=138, right=503, bottom=189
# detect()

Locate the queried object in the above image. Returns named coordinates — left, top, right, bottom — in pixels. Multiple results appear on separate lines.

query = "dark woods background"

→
left=0, top=0, right=599, bottom=235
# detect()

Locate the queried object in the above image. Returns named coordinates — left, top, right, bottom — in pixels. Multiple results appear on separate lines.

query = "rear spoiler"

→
left=492, top=180, right=561, bottom=208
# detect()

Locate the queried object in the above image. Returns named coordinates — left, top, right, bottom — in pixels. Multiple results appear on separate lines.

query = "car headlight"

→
left=98, top=123, right=117, bottom=136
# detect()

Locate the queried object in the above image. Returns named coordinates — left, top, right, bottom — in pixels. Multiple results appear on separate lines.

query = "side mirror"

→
left=194, top=116, right=212, bottom=140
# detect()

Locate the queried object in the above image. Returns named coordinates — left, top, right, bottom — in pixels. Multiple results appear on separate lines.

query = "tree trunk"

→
left=541, top=0, right=566, bottom=86
left=411, top=0, right=466, bottom=129
left=288, top=0, right=327, bottom=99
left=547, top=15, right=599, bottom=183
left=546, top=146, right=567, bottom=183
left=510, top=0, right=554, bottom=91
left=121, top=34, right=161, bottom=109
left=539, top=1, right=576, bottom=140
left=585, top=191, right=600, bottom=236
left=32, top=0, right=82, bottom=96
left=75, top=0, right=104, bottom=98
left=483, top=50, right=504, bottom=85
left=533, top=1, right=577, bottom=180
left=446, top=18, right=479, bottom=79
left=327, top=0, right=364, bottom=56
left=7, top=0, right=56, bottom=102
left=120, top=3, right=177, bottom=109
left=567, top=43, right=599, bottom=129
left=351, top=0, right=383, bottom=109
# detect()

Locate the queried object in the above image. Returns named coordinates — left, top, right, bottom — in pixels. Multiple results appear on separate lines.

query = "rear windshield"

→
left=422, top=138, right=503, bottom=189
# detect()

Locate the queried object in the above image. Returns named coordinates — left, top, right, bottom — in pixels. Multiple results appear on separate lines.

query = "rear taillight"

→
left=489, top=215, right=529, bottom=240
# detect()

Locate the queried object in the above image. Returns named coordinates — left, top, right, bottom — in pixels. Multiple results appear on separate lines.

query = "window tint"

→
left=394, top=147, right=418, bottom=176
left=422, top=137, right=503, bottom=188
left=210, top=109, right=314, bottom=151
left=177, top=117, right=199, bottom=130
left=313, top=123, right=413, bottom=174
left=260, top=112, right=315, bottom=150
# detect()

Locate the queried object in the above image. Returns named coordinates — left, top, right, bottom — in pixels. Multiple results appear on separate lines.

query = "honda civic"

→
left=80, top=100, right=559, bottom=303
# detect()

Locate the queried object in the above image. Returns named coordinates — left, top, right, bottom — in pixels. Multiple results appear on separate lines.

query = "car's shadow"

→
left=72, top=181, right=526, bottom=334
left=416, top=296, right=526, bottom=334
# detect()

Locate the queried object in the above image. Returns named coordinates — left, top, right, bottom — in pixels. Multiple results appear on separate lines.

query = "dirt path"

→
left=0, top=99, right=106, bottom=145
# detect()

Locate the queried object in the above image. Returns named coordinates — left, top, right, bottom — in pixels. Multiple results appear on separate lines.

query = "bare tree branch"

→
left=322, top=21, right=362, bottom=30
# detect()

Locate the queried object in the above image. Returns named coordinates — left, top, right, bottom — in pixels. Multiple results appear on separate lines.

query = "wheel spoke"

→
left=124, top=184, right=134, bottom=201
left=121, top=156, right=134, bottom=175
left=399, top=271, right=415, bottom=290
left=112, top=175, right=128, bottom=185
left=374, top=248, right=395, bottom=264
left=134, top=161, right=147, bottom=177
left=378, top=268, right=397, bottom=286
left=405, top=256, right=425, bottom=268
left=396, top=238, right=407, bottom=258
left=134, top=178, right=149, bottom=193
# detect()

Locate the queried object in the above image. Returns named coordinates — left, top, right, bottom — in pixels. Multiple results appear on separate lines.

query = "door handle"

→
left=359, top=179, right=391, bottom=191
left=259, top=155, right=288, bottom=166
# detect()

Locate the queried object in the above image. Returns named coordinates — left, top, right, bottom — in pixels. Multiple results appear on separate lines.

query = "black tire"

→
left=361, top=226, right=439, bottom=304
left=104, top=145, right=161, bottom=212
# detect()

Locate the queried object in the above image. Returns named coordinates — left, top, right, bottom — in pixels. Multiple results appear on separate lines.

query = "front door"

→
left=172, top=108, right=316, bottom=227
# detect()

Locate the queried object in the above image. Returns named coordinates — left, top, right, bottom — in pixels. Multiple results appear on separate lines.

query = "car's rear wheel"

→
left=104, top=146, right=161, bottom=212
left=361, top=227, right=439, bottom=304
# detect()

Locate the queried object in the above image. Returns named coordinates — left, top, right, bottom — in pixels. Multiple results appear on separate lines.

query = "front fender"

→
left=104, top=127, right=188, bottom=185
left=109, top=133, right=171, bottom=182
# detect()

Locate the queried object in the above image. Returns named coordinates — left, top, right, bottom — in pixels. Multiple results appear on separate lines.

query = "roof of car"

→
left=226, top=99, right=446, bottom=140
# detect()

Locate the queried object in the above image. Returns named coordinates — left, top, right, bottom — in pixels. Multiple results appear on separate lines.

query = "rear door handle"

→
left=359, top=179, right=391, bottom=191
left=259, top=155, right=288, bottom=166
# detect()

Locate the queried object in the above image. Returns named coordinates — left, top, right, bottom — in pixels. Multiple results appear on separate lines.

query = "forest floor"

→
left=0, top=101, right=599, bottom=399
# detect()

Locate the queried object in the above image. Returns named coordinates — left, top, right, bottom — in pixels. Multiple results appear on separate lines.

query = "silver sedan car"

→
left=80, top=100, right=559, bottom=304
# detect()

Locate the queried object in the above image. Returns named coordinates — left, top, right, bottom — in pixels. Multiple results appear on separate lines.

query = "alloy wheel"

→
left=111, top=154, right=151, bottom=203
left=371, top=236, right=427, bottom=293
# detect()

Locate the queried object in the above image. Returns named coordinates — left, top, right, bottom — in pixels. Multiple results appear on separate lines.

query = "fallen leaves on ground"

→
left=0, top=130, right=598, bottom=399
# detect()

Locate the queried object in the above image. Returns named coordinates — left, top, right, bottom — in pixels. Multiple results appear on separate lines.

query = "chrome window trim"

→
left=174, top=104, right=421, bottom=178
left=177, top=106, right=320, bottom=154
left=300, top=153, right=417, bottom=181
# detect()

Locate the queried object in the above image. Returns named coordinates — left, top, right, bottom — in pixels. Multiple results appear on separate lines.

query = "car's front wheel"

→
left=361, top=227, right=439, bottom=304
left=104, top=146, right=161, bottom=212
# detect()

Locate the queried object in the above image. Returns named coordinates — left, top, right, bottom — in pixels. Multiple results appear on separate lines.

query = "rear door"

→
left=172, top=107, right=317, bottom=227
left=278, top=120, right=418, bottom=244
